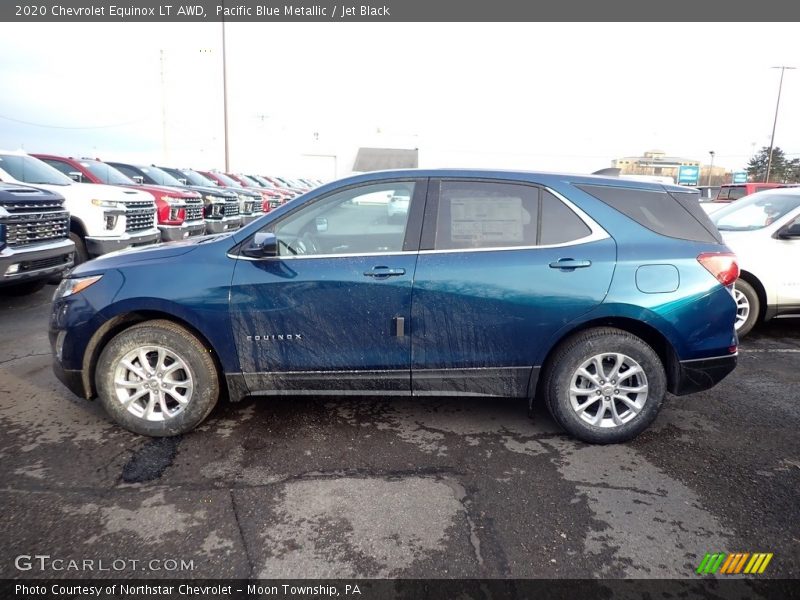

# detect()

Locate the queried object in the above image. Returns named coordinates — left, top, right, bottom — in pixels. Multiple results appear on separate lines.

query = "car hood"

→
left=132, top=184, right=200, bottom=199
left=71, top=233, right=233, bottom=275
left=181, top=184, right=239, bottom=198
left=31, top=181, right=153, bottom=203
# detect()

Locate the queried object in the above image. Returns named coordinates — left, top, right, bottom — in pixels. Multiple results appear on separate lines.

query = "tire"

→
left=95, top=320, right=219, bottom=437
left=543, top=327, right=666, bottom=444
left=733, top=279, right=759, bottom=339
left=1, top=279, right=47, bottom=296
left=69, top=232, right=89, bottom=265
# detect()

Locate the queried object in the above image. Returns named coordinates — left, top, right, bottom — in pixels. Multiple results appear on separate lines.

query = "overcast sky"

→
left=0, top=22, right=798, bottom=178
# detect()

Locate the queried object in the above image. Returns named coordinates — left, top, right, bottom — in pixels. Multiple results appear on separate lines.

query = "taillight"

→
left=697, top=252, right=739, bottom=286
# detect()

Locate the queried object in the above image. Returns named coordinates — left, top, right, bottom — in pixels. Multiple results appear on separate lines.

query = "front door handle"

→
left=549, top=258, right=592, bottom=271
left=364, top=266, right=406, bottom=279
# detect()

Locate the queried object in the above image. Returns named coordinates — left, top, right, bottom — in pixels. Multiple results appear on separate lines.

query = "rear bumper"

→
left=670, top=353, right=737, bottom=396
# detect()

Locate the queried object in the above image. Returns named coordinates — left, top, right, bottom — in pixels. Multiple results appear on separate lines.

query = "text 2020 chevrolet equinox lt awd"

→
left=51, top=170, right=739, bottom=443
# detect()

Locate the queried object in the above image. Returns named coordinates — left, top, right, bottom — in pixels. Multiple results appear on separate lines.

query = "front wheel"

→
left=543, top=328, right=666, bottom=444
left=69, top=232, right=89, bottom=265
left=733, top=279, right=759, bottom=338
left=96, top=320, right=219, bottom=436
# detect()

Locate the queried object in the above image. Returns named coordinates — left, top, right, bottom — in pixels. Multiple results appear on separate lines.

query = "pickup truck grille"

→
left=185, top=198, right=204, bottom=223
left=224, top=200, right=240, bottom=218
left=125, top=207, right=156, bottom=232
left=1, top=210, right=70, bottom=247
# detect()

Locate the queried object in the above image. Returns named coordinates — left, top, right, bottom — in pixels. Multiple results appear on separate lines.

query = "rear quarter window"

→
left=576, top=184, right=722, bottom=243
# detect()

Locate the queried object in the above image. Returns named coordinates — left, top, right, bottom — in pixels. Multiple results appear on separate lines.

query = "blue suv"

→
left=50, top=170, right=739, bottom=443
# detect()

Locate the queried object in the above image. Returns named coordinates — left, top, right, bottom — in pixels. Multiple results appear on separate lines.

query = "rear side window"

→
left=540, top=190, right=591, bottom=244
left=435, top=181, right=539, bottom=250
left=432, top=181, right=594, bottom=250
left=729, top=187, right=747, bottom=200
left=577, top=184, right=721, bottom=243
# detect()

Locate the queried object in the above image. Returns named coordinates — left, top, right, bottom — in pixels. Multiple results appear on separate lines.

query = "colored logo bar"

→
left=696, top=552, right=773, bottom=575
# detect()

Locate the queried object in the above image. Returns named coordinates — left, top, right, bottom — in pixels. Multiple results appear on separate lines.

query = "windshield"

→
left=250, top=175, right=277, bottom=189
left=237, top=174, right=260, bottom=187
left=181, top=169, right=217, bottom=187
left=711, top=192, right=800, bottom=231
left=210, top=172, right=242, bottom=187
left=83, top=161, right=135, bottom=185
left=0, top=153, right=73, bottom=185
left=138, top=166, right=184, bottom=187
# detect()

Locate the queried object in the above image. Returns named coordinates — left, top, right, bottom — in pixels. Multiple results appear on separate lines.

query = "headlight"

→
left=162, top=196, right=186, bottom=207
left=53, top=275, right=103, bottom=300
left=91, top=199, right=122, bottom=208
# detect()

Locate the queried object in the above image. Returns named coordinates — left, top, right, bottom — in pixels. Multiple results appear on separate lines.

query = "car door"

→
left=229, top=178, right=427, bottom=395
left=410, top=178, right=617, bottom=398
left=774, top=209, right=800, bottom=306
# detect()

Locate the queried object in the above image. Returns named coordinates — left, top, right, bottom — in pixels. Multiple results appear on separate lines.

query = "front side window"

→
left=270, top=181, right=415, bottom=256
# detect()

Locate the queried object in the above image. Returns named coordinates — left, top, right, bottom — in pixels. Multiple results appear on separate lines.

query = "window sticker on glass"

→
left=450, top=196, right=526, bottom=244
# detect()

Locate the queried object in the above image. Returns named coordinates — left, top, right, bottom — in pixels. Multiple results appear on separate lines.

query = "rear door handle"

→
left=549, top=258, right=592, bottom=270
left=364, top=266, right=406, bottom=278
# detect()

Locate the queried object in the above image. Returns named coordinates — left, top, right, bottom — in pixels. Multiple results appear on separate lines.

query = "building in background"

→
left=612, top=150, right=728, bottom=185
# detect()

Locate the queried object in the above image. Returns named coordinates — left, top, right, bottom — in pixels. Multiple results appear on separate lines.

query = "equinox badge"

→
left=247, top=334, right=303, bottom=342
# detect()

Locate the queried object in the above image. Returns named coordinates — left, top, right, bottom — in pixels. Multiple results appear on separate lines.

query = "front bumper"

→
left=239, top=213, right=263, bottom=225
left=0, top=239, right=75, bottom=287
left=205, top=216, right=241, bottom=233
left=670, top=353, right=738, bottom=396
left=159, top=221, right=206, bottom=242
left=51, top=354, right=88, bottom=399
left=85, top=228, right=160, bottom=256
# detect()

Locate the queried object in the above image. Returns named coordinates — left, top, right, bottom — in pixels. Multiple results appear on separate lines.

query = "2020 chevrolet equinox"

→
left=50, top=170, right=739, bottom=443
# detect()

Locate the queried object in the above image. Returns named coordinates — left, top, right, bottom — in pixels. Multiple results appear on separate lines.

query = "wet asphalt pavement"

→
left=0, top=283, right=798, bottom=583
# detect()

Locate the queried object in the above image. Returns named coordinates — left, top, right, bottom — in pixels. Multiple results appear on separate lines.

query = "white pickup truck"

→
left=0, top=150, right=159, bottom=263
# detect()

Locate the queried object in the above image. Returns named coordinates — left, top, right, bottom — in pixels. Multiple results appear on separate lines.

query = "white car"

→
left=387, top=190, right=410, bottom=220
left=710, top=188, right=800, bottom=337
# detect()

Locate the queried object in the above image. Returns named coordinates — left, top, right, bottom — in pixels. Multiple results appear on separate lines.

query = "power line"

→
left=0, top=113, right=151, bottom=130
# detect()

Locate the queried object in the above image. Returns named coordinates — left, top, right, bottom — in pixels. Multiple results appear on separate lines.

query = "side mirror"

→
left=68, top=171, right=83, bottom=182
left=133, top=175, right=145, bottom=184
left=776, top=222, right=800, bottom=239
left=242, top=232, right=278, bottom=258
left=179, top=178, right=188, bottom=185
left=315, top=217, right=328, bottom=232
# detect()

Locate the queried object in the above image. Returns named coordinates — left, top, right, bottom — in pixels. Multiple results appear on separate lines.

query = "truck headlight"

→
left=53, top=275, right=103, bottom=300
left=91, top=199, right=122, bottom=208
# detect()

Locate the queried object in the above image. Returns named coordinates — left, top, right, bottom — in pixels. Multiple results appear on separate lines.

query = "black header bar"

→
left=3, top=0, right=800, bottom=22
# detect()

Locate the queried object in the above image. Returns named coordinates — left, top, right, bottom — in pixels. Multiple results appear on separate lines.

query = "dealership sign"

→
left=678, top=165, right=700, bottom=185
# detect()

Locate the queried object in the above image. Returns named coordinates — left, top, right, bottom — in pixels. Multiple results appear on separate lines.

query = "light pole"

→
left=765, top=66, right=796, bottom=183
left=221, top=16, right=230, bottom=171
left=707, top=151, right=715, bottom=186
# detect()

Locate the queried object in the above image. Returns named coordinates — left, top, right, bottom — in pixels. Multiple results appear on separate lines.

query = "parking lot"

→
left=1, top=283, right=798, bottom=582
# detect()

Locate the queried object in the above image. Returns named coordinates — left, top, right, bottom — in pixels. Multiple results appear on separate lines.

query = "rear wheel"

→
left=543, top=327, right=666, bottom=444
left=733, top=279, right=759, bottom=338
left=96, top=320, right=219, bottom=436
